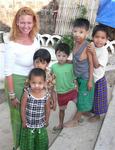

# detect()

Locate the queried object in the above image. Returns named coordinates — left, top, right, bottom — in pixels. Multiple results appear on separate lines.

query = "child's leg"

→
left=59, top=109, right=65, bottom=127
left=35, top=128, right=48, bottom=150
left=53, top=109, right=65, bottom=130
left=82, top=112, right=92, bottom=117
left=64, top=111, right=82, bottom=127
left=20, top=128, right=35, bottom=150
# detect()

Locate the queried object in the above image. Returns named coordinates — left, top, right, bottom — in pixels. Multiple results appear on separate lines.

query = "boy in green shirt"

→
left=51, top=43, right=78, bottom=130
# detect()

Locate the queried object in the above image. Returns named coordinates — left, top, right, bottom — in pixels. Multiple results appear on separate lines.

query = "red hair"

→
left=10, top=7, right=39, bottom=41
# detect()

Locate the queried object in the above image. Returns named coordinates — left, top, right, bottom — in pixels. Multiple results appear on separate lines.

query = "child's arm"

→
left=21, top=91, right=28, bottom=128
left=87, top=51, right=94, bottom=91
left=51, top=89, right=57, bottom=111
left=45, top=97, right=50, bottom=127
left=87, top=42, right=100, bottom=68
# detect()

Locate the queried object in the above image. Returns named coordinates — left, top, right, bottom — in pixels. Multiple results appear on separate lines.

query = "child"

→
left=51, top=42, right=78, bottom=130
left=20, top=68, right=50, bottom=150
left=65, top=18, right=94, bottom=127
left=87, top=24, right=109, bottom=122
left=33, top=48, right=56, bottom=110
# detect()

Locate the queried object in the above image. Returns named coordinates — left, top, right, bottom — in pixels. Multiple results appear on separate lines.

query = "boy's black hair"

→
left=33, top=48, right=51, bottom=64
left=92, top=24, right=109, bottom=38
left=73, top=18, right=90, bottom=31
left=55, top=42, right=70, bottom=56
left=28, top=68, right=46, bottom=81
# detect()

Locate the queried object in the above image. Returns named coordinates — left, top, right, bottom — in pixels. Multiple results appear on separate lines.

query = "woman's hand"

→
left=11, top=98, right=20, bottom=108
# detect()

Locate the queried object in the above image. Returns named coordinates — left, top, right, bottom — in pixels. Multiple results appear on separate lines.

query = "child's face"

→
left=56, top=50, right=68, bottom=64
left=93, top=31, right=108, bottom=48
left=72, top=27, right=88, bottom=44
left=30, top=75, right=45, bottom=91
left=34, top=59, right=48, bottom=70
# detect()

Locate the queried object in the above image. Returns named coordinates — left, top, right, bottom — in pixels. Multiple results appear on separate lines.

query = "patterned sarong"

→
left=5, top=74, right=27, bottom=149
left=20, top=127, right=48, bottom=150
left=93, top=76, right=108, bottom=115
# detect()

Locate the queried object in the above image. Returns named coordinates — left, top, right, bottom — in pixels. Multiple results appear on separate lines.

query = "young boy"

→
left=65, top=18, right=94, bottom=127
left=51, top=42, right=78, bottom=130
left=33, top=48, right=56, bottom=110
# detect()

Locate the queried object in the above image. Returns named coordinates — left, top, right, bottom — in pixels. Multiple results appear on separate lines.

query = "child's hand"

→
left=87, top=81, right=92, bottom=91
left=52, top=101, right=57, bottom=111
left=45, top=122, right=49, bottom=127
left=22, top=121, right=27, bottom=128
left=87, top=42, right=96, bottom=55
left=66, top=59, right=72, bottom=64
left=50, top=99, right=56, bottom=111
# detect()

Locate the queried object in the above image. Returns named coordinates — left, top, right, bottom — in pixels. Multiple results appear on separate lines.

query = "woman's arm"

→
left=6, top=75, right=14, bottom=92
left=45, top=98, right=50, bottom=127
left=21, top=92, right=28, bottom=128
left=6, top=75, right=20, bottom=107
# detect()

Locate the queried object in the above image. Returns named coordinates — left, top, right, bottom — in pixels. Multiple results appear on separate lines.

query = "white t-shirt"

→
left=4, top=38, right=40, bottom=76
left=93, top=46, right=108, bottom=83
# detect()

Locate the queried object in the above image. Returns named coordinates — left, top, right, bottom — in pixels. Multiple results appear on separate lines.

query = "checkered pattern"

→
left=26, top=90, right=49, bottom=128
left=93, top=76, right=108, bottom=115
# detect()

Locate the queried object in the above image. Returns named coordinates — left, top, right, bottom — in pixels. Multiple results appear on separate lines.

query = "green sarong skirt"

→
left=5, top=74, right=27, bottom=149
left=77, top=77, right=94, bottom=112
left=20, top=127, right=48, bottom=150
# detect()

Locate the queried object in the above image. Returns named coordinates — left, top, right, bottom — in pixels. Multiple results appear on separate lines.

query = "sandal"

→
left=53, top=126, right=63, bottom=131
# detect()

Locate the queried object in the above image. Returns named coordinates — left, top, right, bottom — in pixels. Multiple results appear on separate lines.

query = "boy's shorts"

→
left=57, top=89, right=78, bottom=110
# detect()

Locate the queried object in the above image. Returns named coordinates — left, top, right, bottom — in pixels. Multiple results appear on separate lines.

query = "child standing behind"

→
left=20, top=68, right=50, bottom=150
left=87, top=25, right=109, bottom=122
left=33, top=48, right=56, bottom=111
left=65, top=18, right=94, bottom=127
left=51, top=42, right=78, bottom=130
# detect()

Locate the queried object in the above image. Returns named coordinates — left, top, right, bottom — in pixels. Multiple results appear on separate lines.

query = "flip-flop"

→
left=53, top=126, right=63, bottom=131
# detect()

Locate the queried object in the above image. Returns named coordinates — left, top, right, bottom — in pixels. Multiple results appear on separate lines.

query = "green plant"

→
left=56, top=34, right=74, bottom=52
left=77, top=4, right=87, bottom=18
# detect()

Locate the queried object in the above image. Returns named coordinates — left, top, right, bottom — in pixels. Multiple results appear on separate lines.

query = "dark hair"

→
left=55, top=42, right=70, bottom=56
left=92, top=24, right=109, bottom=38
left=28, top=68, right=46, bottom=81
left=73, top=18, right=90, bottom=31
left=33, top=48, right=51, bottom=64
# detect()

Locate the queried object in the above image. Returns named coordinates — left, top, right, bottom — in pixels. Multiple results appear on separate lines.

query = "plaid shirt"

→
left=26, top=89, right=49, bottom=128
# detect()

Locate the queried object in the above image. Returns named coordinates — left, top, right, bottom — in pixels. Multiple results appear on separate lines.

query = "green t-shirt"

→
left=51, top=63, right=76, bottom=93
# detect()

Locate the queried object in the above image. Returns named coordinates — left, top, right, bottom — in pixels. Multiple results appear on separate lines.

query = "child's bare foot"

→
left=88, top=115, right=100, bottom=122
left=82, top=112, right=92, bottom=117
left=64, top=120, right=78, bottom=128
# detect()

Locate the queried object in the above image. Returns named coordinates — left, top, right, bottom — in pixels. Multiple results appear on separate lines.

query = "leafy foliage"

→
left=56, top=34, right=74, bottom=52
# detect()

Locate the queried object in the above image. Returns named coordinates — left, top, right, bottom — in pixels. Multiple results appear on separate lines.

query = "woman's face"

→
left=17, top=15, right=34, bottom=35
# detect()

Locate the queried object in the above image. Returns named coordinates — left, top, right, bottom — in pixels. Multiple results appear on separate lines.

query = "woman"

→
left=4, top=7, right=40, bottom=150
